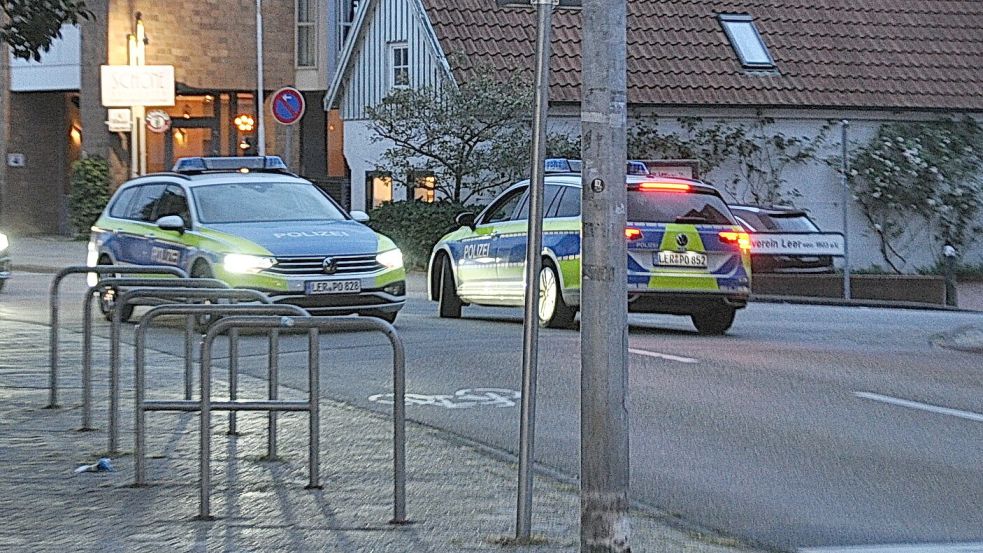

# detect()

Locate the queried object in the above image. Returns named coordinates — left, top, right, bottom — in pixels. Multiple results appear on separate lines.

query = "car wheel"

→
left=364, top=310, right=398, bottom=324
left=438, top=256, right=462, bottom=318
left=691, top=307, right=736, bottom=335
left=97, top=258, right=134, bottom=322
left=538, top=262, right=577, bottom=329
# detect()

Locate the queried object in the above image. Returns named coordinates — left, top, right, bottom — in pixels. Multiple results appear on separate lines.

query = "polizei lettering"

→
left=463, top=243, right=491, bottom=259
left=274, top=231, right=350, bottom=238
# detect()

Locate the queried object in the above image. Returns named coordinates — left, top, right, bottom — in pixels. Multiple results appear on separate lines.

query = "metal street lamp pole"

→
left=580, top=0, right=630, bottom=550
left=255, top=0, right=266, bottom=156
left=515, top=0, right=555, bottom=542
left=841, top=120, right=850, bottom=299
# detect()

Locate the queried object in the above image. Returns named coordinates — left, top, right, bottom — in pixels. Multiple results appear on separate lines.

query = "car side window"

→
left=127, top=184, right=167, bottom=222
left=553, top=187, right=581, bottom=218
left=515, top=185, right=564, bottom=221
left=108, top=187, right=139, bottom=219
left=482, top=187, right=526, bottom=224
left=155, top=185, right=190, bottom=224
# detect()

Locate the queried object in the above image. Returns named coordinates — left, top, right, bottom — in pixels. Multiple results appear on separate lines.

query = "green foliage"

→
left=850, top=118, right=983, bottom=273
left=628, top=116, right=828, bottom=205
left=68, top=156, right=110, bottom=238
left=1, top=0, right=92, bottom=61
left=366, top=73, right=533, bottom=204
left=366, top=200, right=473, bottom=270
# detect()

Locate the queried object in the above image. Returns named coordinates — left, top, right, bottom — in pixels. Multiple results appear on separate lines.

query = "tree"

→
left=1, top=0, right=92, bottom=61
left=366, top=74, right=534, bottom=203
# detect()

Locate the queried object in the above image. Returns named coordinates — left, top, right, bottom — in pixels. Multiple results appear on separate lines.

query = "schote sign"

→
left=749, top=232, right=846, bottom=257
left=100, top=65, right=175, bottom=107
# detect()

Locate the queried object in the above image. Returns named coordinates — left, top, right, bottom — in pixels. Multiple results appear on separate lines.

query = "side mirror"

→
left=156, top=215, right=186, bottom=233
left=350, top=210, right=370, bottom=223
left=455, top=212, right=476, bottom=230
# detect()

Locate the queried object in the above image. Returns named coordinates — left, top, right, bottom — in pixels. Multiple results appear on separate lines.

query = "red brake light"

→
left=719, top=231, right=751, bottom=251
left=638, top=182, right=690, bottom=192
left=625, top=228, right=643, bottom=241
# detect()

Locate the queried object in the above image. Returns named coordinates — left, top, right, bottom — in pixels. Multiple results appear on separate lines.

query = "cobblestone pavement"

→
left=0, top=320, right=762, bottom=553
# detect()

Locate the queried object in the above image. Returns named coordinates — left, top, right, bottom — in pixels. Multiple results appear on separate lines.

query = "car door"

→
left=148, top=184, right=191, bottom=268
left=492, top=184, right=565, bottom=298
left=453, top=186, right=525, bottom=302
left=115, top=184, right=167, bottom=265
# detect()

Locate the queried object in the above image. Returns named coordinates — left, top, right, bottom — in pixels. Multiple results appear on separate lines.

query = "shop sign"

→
left=145, top=110, right=172, bottom=134
left=106, top=108, right=132, bottom=132
left=100, top=65, right=175, bottom=107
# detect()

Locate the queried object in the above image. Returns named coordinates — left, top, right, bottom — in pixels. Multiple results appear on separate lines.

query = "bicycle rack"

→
left=157, top=315, right=407, bottom=523
left=48, top=265, right=188, bottom=408
left=108, top=287, right=272, bottom=453
left=133, top=302, right=311, bottom=487
left=79, top=277, right=229, bottom=430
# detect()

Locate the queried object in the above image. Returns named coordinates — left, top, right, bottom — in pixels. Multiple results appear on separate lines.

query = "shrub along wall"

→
left=366, top=200, right=473, bottom=270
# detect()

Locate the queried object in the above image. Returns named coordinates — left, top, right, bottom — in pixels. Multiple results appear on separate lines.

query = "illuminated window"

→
left=367, top=171, right=392, bottom=208
left=297, top=0, right=317, bottom=67
left=412, top=172, right=436, bottom=202
left=389, top=43, right=409, bottom=88
left=719, top=14, right=775, bottom=70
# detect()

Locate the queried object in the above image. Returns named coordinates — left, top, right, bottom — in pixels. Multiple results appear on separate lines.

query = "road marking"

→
left=854, top=391, right=983, bottom=423
left=800, top=542, right=983, bottom=553
left=368, top=388, right=521, bottom=409
left=628, top=348, right=698, bottom=364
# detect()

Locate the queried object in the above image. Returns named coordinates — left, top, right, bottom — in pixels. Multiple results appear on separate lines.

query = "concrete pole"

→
left=255, top=0, right=266, bottom=156
left=515, top=0, right=555, bottom=542
left=580, top=0, right=630, bottom=551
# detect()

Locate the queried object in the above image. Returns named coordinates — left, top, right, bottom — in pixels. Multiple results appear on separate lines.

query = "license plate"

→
left=305, top=280, right=361, bottom=295
left=656, top=251, right=708, bottom=268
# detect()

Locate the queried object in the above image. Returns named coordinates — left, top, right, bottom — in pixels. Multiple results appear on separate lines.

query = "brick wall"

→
left=106, top=0, right=295, bottom=91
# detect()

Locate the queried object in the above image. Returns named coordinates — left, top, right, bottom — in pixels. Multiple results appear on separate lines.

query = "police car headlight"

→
left=376, top=249, right=403, bottom=269
left=0, top=232, right=8, bottom=252
left=223, top=253, right=275, bottom=274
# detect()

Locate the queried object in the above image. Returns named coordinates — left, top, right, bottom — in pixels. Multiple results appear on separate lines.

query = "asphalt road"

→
left=3, top=271, right=982, bottom=551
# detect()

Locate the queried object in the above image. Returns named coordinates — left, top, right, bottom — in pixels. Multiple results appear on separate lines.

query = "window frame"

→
left=388, top=42, right=410, bottom=89
left=718, top=13, right=776, bottom=70
left=365, top=171, right=393, bottom=209
left=338, top=0, right=359, bottom=54
left=296, top=0, right=317, bottom=68
left=410, top=170, right=436, bottom=203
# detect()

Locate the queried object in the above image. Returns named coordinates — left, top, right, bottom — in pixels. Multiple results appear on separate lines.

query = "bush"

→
left=366, top=200, right=473, bottom=270
left=68, top=156, right=111, bottom=238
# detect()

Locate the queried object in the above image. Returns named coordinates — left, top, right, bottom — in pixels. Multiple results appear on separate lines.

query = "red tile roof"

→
left=421, top=0, right=983, bottom=111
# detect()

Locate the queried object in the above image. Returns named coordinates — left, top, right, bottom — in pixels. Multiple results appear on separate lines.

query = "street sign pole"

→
left=581, top=0, right=630, bottom=550
left=515, top=0, right=556, bottom=542
left=255, top=0, right=266, bottom=156
left=841, top=120, right=851, bottom=300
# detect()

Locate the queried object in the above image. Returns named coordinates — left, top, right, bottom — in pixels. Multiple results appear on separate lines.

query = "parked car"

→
left=728, top=204, right=835, bottom=274
left=88, top=156, right=406, bottom=322
left=428, top=168, right=752, bottom=335
left=0, top=231, right=9, bottom=292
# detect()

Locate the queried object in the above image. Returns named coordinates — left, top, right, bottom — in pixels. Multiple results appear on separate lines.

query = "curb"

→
left=751, top=294, right=976, bottom=312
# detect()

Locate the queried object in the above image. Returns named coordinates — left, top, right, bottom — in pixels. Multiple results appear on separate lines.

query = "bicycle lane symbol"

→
left=368, top=388, right=521, bottom=409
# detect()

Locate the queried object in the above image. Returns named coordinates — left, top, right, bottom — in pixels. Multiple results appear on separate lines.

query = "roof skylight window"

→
left=718, top=14, right=775, bottom=70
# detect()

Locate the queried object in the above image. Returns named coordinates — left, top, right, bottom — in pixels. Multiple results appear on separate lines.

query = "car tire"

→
left=438, top=256, right=462, bottom=318
left=97, top=258, right=134, bottom=323
left=691, top=307, right=736, bottom=335
left=365, top=310, right=398, bottom=324
left=538, top=261, right=577, bottom=329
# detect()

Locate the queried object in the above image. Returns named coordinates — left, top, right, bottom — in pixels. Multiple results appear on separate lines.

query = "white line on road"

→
left=800, top=541, right=983, bottom=553
left=628, top=348, right=698, bottom=364
left=854, top=391, right=983, bottom=423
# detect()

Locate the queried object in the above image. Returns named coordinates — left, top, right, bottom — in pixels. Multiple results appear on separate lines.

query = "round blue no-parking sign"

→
left=270, top=87, right=305, bottom=125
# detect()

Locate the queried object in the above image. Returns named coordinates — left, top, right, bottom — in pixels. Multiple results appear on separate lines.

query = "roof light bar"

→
left=172, top=156, right=288, bottom=173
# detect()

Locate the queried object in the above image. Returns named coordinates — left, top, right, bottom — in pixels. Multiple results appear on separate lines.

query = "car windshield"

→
left=192, top=182, right=346, bottom=224
left=627, top=190, right=737, bottom=225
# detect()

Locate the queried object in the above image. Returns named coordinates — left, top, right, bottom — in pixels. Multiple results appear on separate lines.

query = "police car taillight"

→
left=719, top=231, right=751, bottom=251
left=625, top=228, right=643, bottom=241
left=638, top=182, right=690, bottom=192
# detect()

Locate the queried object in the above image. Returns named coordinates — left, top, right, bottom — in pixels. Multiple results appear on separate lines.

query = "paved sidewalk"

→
left=0, top=319, right=760, bottom=552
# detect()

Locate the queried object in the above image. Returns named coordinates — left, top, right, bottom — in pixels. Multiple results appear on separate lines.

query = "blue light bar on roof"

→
left=172, top=156, right=288, bottom=173
left=545, top=158, right=581, bottom=173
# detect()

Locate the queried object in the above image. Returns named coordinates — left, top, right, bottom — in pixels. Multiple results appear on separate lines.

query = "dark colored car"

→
left=728, top=205, right=835, bottom=274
